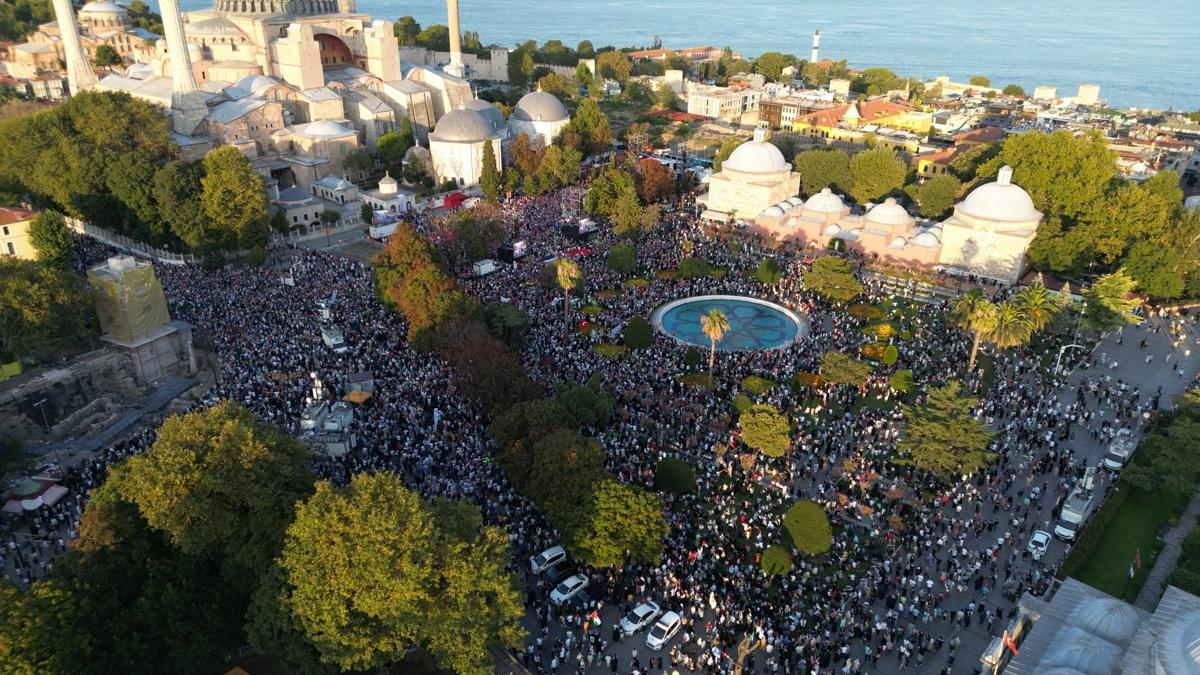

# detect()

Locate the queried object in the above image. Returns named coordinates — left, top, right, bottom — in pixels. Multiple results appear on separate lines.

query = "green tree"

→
left=596, top=50, right=632, bottom=82
left=560, top=98, right=612, bottom=154
left=980, top=130, right=1114, bottom=226
left=623, top=315, right=653, bottom=349
left=1077, top=268, right=1142, bottom=333
left=27, top=209, right=72, bottom=267
left=985, top=301, right=1033, bottom=352
left=1124, top=411, right=1200, bottom=500
left=818, top=351, right=871, bottom=387
left=804, top=256, right=862, bottom=302
left=655, top=458, right=695, bottom=494
left=482, top=302, right=528, bottom=348
left=895, top=381, right=995, bottom=481
left=276, top=474, right=524, bottom=675
left=92, top=44, right=122, bottom=68
left=106, top=150, right=163, bottom=241
left=712, top=136, right=748, bottom=172
left=848, top=147, right=908, bottom=204
left=739, top=403, right=790, bottom=457
left=950, top=289, right=996, bottom=371
left=377, top=123, right=414, bottom=168
left=536, top=72, right=574, bottom=101
left=201, top=146, right=267, bottom=250
left=753, top=51, right=791, bottom=81
left=653, top=82, right=679, bottom=110
left=529, top=430, right=607, bottom=528
left=755, top=257, right=782, bottom=285
left=761, top=546, right=792, bottom=575
left=701, top=308, right=730, bottom=387
left=1011, top=278, right=1059, bottom=332
left=567, top=479, right=667, bottom=567
left=611, top=187, right=647, bottom=238
left=968, top=75, right=991, bottom=87
left=576, top=40, right=595, bottom=58
left=606, top=241, right=636, bottom=275
left=393, top=16, right=420, bottom=44
left=415, top=23, right=450, bottom=51
left=108, top=402, right=314, bottom=589
left=574, top=62, right=595, bottom=96
left=480, top=140, right=501, bottom=203
left=555, top=258, right=582, bottom=327
left=342, top=149, right=373, bottom=178
left=0, top=257, right=93, bottom=357
left=783, top=501, right=832, bottom=555
left=152, top=160, right=207, bottom=250
left=556, top=376, right=614, bottom=428
left=916, top=174, right=960, bottom=218
left=793, top=148, right=852, bottom=196
left=584, top=167, right=636, bottom=216
left=1002, top=84, right=1025, bottom=97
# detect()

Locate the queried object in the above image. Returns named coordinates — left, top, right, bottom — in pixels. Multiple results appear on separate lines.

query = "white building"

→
left=428, top=107, right=502, bottom=188
left=508, top=90, right=570, bottom=147
left=696, top=129, right=801, bottom=222
left=362, top=171, right=417, bottom=213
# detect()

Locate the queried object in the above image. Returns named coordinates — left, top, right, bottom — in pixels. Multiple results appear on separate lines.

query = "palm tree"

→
left=949, top=289, right=996, bottom=371
left=555, top=259, right=582, bottom=328
left=1012, top=279, right=1058, bottom=333
left=985, top=302, right=1033, bottom=350
left=700, top=308, right=730, bottom=388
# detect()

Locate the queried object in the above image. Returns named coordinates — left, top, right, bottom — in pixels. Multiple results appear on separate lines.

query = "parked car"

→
left=530, top=545, right=567, bottom=574
left=1028, top=530, right=1051, bottom=560
left=619, top=601, right=662, bottom=636
left=1102, top=428, right=1137, bottom=471
left=549, top=574, right=589, bottom=605
left=645, top=611, right=682, bottom=650
left=539, top=561, right=577, bottom=586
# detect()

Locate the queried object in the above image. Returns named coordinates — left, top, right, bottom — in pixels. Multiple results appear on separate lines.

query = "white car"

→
left=1028, top=530, right=1051, bottom=560
left=619, top=601, right=662, bottom=636
left=645, top=611, right=682, bottom=651
left=549, top=574, right=589, bottom=605
left=530, top=545, right=566, bottom=574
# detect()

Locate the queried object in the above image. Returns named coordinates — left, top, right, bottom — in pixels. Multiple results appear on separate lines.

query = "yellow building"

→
left=792, top=100, right=932, bottom=150
left=0, top=206, right=38, bottom=259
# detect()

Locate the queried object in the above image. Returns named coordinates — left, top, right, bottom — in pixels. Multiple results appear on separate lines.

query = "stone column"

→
left=159, top=0, right=209, bottom=135
left=50, top=0, right=97, bottom=94
left=444, top=0, right=464, bottom=78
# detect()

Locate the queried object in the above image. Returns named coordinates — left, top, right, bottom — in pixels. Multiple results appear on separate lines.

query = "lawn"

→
left=1070, top=486, right=1187, bottom=602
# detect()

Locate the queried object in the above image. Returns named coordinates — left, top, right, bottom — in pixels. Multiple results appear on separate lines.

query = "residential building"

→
left=627, top=46, right=737, bottom=64
left=912, top=126, right=1005, bottom=177
left=0, top=206, right=38, bottom=259
left=687, top=83, right=764, bottom=122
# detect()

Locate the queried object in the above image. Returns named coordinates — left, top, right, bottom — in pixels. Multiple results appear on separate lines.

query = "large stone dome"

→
left=461, top=99, right=507, bottom=134
left=804, top=188, right=846, bottom=214
left=80, top=0, right=128, bottom=15
left=430, top=108, right=495, bottom=143
left=189, top=16, right=246, bottom=37
left=511, top=91, right=568, bottom=122
left=722, top=140, right=790, bottom=174
left=956, top=166, right=1043, bottom=223
left=865, top=198, right=913, bottom=227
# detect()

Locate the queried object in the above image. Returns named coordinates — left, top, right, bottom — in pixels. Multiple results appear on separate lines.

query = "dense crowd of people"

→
left=2, top=181, right=1188, bottom=675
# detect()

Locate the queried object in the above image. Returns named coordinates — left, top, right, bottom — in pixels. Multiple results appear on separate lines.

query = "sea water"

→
left=168, top=0, right=1200, bottom=110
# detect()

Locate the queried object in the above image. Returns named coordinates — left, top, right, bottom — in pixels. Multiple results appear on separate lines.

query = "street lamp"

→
left=31, top=398, right=50, bottom=433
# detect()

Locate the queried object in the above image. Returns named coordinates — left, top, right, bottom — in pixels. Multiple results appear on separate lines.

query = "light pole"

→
left=1054, top=344, right=1087, bottom=377
left=31, top=398, right=50, bottom=433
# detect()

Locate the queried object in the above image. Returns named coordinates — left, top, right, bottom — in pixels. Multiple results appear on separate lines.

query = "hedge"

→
left=848, top=304, right=884, bottom=320
left=624, top=316, right=653, bottom=349
left=783, top=500, right=832, bottom=555
left=683, top=346, right=702, bottom=369
left=740, top=375, right=777, bottom=396
left=1056, top=484, right=1130, bottom=580
left=655, top=458, right=696, bottom=494
left=755, top=258, right=782, bottom=285
left=888, top=370, right=915, bottom=393
left=761, top=545, right=793, bottom=575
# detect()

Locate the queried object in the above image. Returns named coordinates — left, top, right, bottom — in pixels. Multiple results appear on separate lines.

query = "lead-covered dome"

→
left=80, top=0, right=128, bottom=15
left=461, top=99, right=507, bottom=133
left=865, top=198, right=913, bottom=227
left=430, top=108, right=495, bottom=143
left=804, top=188, right=846, bottom=214
left=722, top=140, right=790, bottom=174
left=189, top=16, right=246, bottom=37
left=512, top=91, right=568, bottom=122
left=956, top=165, right=1043, bottom=223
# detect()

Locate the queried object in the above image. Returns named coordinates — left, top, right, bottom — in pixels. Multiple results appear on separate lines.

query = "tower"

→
left=159, top=0, right=208, bottom=135
left=810, top=29, right=820, bottom=64
left=50, top=0, right=97, bottom=94
left=444, top=0, right=465, bottom=78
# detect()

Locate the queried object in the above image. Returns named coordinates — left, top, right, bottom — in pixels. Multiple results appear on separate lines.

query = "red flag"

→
left=1003, top=630, right=1019, bottom=656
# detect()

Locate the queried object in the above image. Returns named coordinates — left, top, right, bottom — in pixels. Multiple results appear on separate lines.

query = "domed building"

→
left=698, top=129, right=802, bottom=222
left=937, top=165, right=1042, bottom=284
left=428, top=105, right=503, bottom=188
left=508, top=90, right=569, bottom=147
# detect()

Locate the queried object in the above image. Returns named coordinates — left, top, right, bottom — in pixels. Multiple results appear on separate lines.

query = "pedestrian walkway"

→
left=1134, top=486, right=1200, bottom=610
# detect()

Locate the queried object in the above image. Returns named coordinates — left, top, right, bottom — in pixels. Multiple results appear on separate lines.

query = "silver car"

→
left=619, top=601, right=661, bottom=636
left=549, top=574, right=588, bottom=605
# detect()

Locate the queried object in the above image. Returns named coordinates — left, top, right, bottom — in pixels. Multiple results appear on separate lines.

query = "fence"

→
left=67, top=218, right=198, bottom=265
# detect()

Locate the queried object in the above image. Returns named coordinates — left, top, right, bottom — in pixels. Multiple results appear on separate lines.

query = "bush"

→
left=676, top=256, right=712, bottom=278
left=783, top=501, right=832, bottom=555
left=862, top=322, right=897, bottom=339
left=592, top=343, right=627, bottom=360
left=678, top=372, right=712, bottom=389
left=761, top=545, right=793, bottom=575
left=740, top=375, right=777, bottom=397
left=862, top=343, right=887, bottom=361
left=683, top=346, right=702, bottom=369
left=888, top=370, right=915, bottom=393
left=732, top=393, right=752, bottom=415
left=624, top=316, right=653, bottom=349
left=655, top=458, right=695, bottom=494
left=247, top=246, right=266, bottom=267
left=882, top=345, right=899, bottom=366
left=739, top=403, right=790, bottom=457
left=755, top=258, right=782, bottom=285
left=848, top=304, right=884, bottom=320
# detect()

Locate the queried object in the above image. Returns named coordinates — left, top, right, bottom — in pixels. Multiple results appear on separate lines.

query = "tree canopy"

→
left=895, top=381, right=995, bottom=481
left=793, top=148, right=852, bottom=196
left=804, top=256, right=863, bottom=302
left=0, top=257, right=94, bottom=358
left=818, top=351, right=872, bottom=387
left=783, top=501, right=832, bottom=555
left=566, top=479, right=667, bottom=567
left=848, top=147, right=908, bottom=204
left=739, top=403, right=791, bottom=457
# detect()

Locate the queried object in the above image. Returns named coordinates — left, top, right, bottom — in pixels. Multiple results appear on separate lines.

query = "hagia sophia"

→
left=33, top=0, right=570, bottom=201
left=698, top=132, right=1041, bottom=284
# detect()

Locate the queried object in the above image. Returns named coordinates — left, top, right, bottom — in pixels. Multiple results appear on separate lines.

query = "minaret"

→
left=50, top=0, right=97, bottom=94
left=444, top=0, right=465, bottom=78
left=810, top=30, right=820, bottom=63
left=159, top=0, right=208, bottom=135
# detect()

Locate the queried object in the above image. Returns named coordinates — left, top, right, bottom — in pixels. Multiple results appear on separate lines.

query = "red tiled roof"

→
left=954, top=126, right=1005, bottom=144
left=796, top=100, right=914, bottom=128
left=0, top=206, right=37, bottom=226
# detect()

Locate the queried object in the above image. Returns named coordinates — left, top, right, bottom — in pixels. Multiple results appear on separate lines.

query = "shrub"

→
left=755, top=258, right=782, bottom=285
left=783, top=501, right=832, bottom=555
left=732, top=393, right=752, bottom=415
left=792, top=371, right=824, bottom=388
left=683, top=346, right=702, bottom=369
left=848, top=304, right=884, bottom=320
left=592, top=343, right=627, bottom=360
left=740, top=375, right=777, bottom=396
left=556, top=376, right=614, bottom=427
left=761, top=546, right=793, bottom=575
left=624, top=316, right=653, bottom=349
left=882, top=345, right=899, bottom=366
left=888, top=370, right=915, bottom=393
left=678, top=372, right=711, bottom=389
left=655, top=458, right=695, bottom=494
left=739, top=403, right=790, bottom=457
left=862, top=343, right=887, bottom=361
left=819, top=351, right=872, bottom=386
left=862, top=322, right=897, bottom=339
left=676, top=256, right=712, bottom=278
left=580, top=304, right=604, bottom=317
left=900, top=329, right=913, bottom=341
